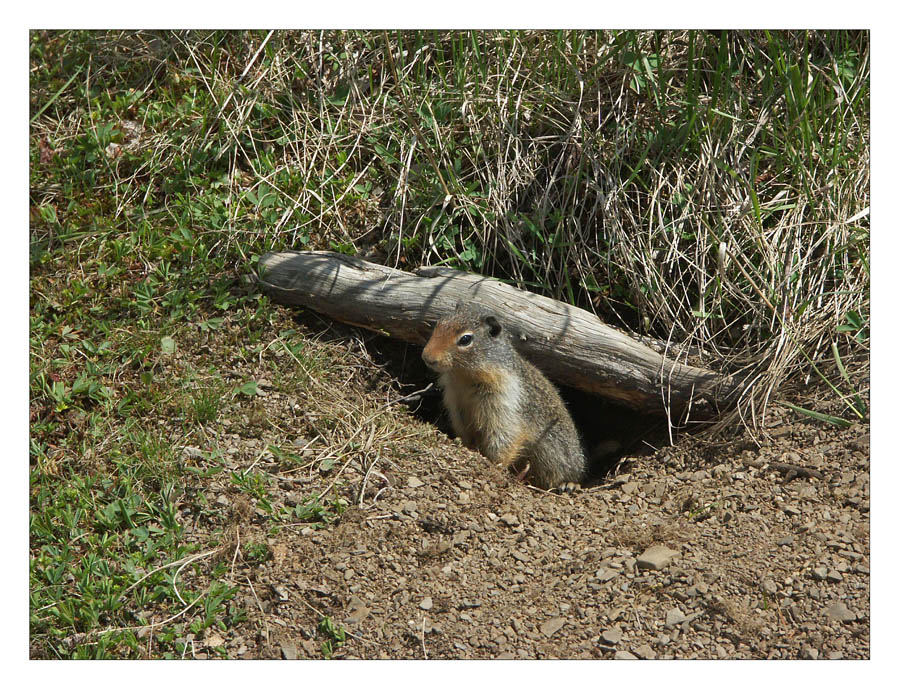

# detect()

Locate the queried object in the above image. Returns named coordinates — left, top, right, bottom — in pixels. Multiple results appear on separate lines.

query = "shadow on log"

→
left=257, top=250, right=744, bottom=416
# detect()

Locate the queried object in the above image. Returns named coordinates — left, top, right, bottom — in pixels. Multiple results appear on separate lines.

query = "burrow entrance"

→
left=332, top=318, right=678, bottom=486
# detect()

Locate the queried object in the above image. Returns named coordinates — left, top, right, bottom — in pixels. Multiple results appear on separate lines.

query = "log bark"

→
left=257, top=250, right=743, bottom=414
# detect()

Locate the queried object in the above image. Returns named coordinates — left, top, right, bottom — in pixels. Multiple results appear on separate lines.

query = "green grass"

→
left=29, top=29, right=869, bottom=658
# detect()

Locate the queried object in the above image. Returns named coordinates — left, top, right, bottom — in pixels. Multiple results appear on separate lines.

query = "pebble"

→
left=346, top=597, right=371, bottom=625
left=280, top=643, right=297, bottom=660
left=420, top=597, right=433, bottom=611
left=665, top=608, right=687, bottom=627
left=686, top=581, right=708, bottom=597
left=540, top=617, right=566, bottom=638
left=595, top=567, right=617, bottom=582
left=637, top=545, right=679, bottom=570
left=500, top=513, right=520, bottom=527
left=614, top=650, right=639, bottom=659
left=601, top=627, right=622, bottom=645
left=824, top=601, right=856, bottom=623
left=407, top=476, right=424, bottom=488
left=634, top=643, right=657, bottom=660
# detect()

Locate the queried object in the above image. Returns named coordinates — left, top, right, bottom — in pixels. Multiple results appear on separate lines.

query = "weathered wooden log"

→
left=257, top=250, right=743, bottom=414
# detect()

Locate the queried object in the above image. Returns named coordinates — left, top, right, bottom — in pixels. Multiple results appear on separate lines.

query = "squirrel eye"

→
left=456, top=333, right=474, bottom=347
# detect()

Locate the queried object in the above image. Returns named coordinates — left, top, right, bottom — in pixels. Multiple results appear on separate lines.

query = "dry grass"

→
left=33, top=32, right=868, bottom=439
left=153, top=30, right=868, bottom=435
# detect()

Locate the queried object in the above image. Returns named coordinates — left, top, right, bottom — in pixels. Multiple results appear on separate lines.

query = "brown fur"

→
left=422, top=307, right=587, bottom=490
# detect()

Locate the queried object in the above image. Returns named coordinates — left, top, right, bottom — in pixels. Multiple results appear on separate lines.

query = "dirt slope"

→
left=161, top=309, right=870, bottom=660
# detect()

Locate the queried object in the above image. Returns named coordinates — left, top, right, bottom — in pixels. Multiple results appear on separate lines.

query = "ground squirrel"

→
left=422, top=306, right=587, bottom=491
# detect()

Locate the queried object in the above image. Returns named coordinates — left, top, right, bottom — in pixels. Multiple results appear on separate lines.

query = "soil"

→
left=145, top=306, right=870, bottom=660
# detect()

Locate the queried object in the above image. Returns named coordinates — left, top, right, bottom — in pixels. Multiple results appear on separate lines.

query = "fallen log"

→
left=257, top=250, right=743, bottom=415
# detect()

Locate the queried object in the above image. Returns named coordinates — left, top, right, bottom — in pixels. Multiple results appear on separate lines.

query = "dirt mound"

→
left=163, top=309, right=869, bottom=660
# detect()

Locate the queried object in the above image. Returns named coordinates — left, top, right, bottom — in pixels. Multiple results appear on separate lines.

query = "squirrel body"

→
left=422, top=307, right=587, bottom=490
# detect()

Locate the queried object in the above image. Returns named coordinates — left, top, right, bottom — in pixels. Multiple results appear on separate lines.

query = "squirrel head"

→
left=422, top=307, right=506, bottom=373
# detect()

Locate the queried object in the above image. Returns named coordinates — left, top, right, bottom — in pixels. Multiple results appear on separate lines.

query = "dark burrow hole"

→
left=294, top=312, right=675, bottom=486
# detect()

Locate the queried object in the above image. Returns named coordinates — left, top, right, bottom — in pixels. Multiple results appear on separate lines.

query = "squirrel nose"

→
left=422, top=345, right=440, bottom=369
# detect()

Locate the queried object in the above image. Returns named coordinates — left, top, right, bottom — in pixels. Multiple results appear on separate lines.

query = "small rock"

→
left=402, top=501, right=418, bottom=515
left=686, top=581, right=709, bottom=597
left=811, top=566, right=828, bottom=581
left=595, top=567, right=617, bottom=582
left=665, top=608, right=687, bottom=627
left=451, top=531, right=470, bottom=547
left=824, top=601, right=856, bottom=623
left=761, top=579, right=778, bottom=595
left=540, top=617, right=566, bottom=638
left=801, top=645, right=819, bottom=660
left=851, top=434, right=869, bottom=452
left=499, top=513, right=520, bottom=527
left=614, top=650, right=639, bottom=660
left=280, top=643, right=297, bottom=660
left=420, top=596, right=433, bottom=611
left=634, top=643, right=657, bottom=660
left=407, top=476, right=424, bottom=488
left=346, top=597, right=371, bottom=625
left=637, top=545, right=679, bottom=570
left=600, top=627, right=622, bottom=645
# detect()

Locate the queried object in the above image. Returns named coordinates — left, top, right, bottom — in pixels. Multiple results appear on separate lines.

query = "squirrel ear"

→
left=484, top=315, right=502, bottom=337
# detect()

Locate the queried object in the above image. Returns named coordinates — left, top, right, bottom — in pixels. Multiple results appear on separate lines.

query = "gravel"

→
left=166, top=319, right=869, bottom=660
